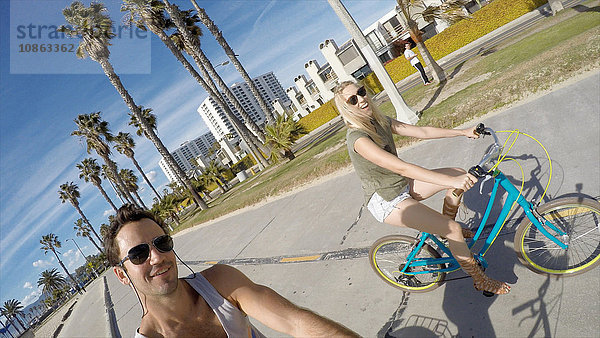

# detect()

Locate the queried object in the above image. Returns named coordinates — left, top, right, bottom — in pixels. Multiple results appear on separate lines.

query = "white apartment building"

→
left=197, top=71, right=291, bottom=140
left=286, top=1, right=479, bottom=113
left=158, top=132, right=216, bottom=183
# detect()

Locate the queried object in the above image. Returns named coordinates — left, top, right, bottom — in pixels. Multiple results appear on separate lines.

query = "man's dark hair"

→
left=104, top=204, right=169, bottom=267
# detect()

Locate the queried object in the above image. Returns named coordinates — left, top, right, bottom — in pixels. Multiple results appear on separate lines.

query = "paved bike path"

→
left=104, top=71, right=600, bottom=337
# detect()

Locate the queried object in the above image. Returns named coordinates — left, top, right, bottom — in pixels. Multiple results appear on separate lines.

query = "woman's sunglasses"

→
left=346, top=86, right=367, bottom=106
left=119, top=234, right=174, bottom=266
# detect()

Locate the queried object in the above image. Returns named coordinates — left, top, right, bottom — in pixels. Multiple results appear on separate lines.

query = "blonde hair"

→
left=334, top=81, right=389, bottom=146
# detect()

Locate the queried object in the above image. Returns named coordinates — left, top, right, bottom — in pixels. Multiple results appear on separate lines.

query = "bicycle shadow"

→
left=376, top=292, right=455, bottom=338
left=441, top=233, right=519, bottom=336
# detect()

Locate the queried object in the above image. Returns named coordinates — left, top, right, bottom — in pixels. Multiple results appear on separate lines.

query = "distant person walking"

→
left=404, top=42, right=431, bottom=85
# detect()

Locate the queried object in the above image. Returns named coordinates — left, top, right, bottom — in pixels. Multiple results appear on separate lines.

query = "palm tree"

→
left=114, top=131, right=161, bottom=201
left=99, top=223, right=110, bottom=240
left=395, top=0, right=470, bottom=83
left=191, top=0, right=277, bottom=124
left=58, top=182, right=102, bottom=243
left=101, top=164, right=129, bottom=205
left=59, top=1, right=207, bottom=209
left=119, top=168, right=148, bottom=209
left=264, top=112, right=307, bottom=162
left=166, top=5, right=268, bottom=143
left=40, top=233, right=84, bottom=294
left=37, top=268, right=68, bottom=297
left=77, top=157, right=118, bottom=212
left=127, top=106, right=189, bottom=192
left=1, top=300, right=25, bottom=335
left=155, top=193, right=181, bottom=226
left=122, top=0, right=268, bottom=169
left=200, top=160, right=228, bottom=192
left=72, top=112, right=136, bottom=205
left=74, top=218, right=103, bottom=253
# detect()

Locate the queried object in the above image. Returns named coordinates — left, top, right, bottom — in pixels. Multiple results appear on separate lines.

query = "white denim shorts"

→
left=367, top=186, right=412, bottom=223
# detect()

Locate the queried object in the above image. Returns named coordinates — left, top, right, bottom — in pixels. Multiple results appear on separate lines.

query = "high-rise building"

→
left=158, top=132, right=216, bottom=183
left=197, top=71, right=291, bottom=141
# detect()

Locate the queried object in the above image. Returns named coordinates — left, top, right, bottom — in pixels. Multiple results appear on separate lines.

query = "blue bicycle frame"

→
left=400, top=169, right=568, bottom=275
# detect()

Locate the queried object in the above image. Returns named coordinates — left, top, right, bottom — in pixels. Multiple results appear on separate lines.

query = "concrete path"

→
left=57, top=275, right=108, bottom=338
left=108, top=72, right=599, bottom=337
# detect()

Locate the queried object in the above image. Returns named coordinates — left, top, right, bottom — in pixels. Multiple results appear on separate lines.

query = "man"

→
left=404, top=42, right=431, bottom=85
left=104, top=204, right=358, bottom=337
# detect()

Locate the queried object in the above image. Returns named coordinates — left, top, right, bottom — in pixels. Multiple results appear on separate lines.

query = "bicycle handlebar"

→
left=452, top=123, right=503, bottom=197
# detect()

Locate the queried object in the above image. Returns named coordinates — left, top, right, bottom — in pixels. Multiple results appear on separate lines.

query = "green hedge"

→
left=366, top=0, right=549, bottom=90
left=297, top=100, right=340, bottom=132
left=231, top=154, right=256, bottom=174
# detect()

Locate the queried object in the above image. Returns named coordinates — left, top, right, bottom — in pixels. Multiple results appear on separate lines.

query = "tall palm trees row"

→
left=59, top=0, right=309, bottom=212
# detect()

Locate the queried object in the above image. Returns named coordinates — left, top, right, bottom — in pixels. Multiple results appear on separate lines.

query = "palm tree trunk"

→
left=95, top=58, right=208, bottom=210
left=14, top=315, right=25, bottom=332
left=192, top=1, right=277, bottom=124
left=114, top=178, right=135, bottom=205
left=53, top=250, right=84, bottom=294
left=106, top=177, right=126, bottom=204
left=129, top=155, right=161, bottom=201
left=157, top=3, right=269, bottom=169
left=406, top=20, right=446, bottom=83
left=132, top=191, right=148, bottom=210
left=104, top=156, right=136, bottom=206
left=3, top=316, right=19, bottom=336
left=72, top=204, right=102, bottom=244
left=93, top=181, right=118, bottom=212
left=1, top=318, right=16, bottom=338
left=86, top=234, right=103, bottom=253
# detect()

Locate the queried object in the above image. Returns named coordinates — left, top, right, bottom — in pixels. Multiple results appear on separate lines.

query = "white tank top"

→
left=135, top=273, right=265, bottom=338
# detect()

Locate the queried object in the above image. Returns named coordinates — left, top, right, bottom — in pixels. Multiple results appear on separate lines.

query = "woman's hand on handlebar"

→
left=450, top=173, right=478, bottom=193
left=463, top=125, right=480, bottom=139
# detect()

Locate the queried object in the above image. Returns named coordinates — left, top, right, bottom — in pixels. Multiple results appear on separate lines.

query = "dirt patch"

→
left=413, top=72, right=493, bottom=112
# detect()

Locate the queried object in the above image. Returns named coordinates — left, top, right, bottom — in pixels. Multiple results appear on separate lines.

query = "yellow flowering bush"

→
left=380, top=0, right=548, bottom=83
left=298, top=100, right=339, bottom=132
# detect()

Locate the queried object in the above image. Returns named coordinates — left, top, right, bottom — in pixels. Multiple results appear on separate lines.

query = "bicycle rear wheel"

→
left=514, top=197, right=600, bottom=276
left=369, top=235, right=446, bottom=293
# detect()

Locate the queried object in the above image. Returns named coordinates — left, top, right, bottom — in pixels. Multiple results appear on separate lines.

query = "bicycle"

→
left=369, top=124, right=600, bottom=296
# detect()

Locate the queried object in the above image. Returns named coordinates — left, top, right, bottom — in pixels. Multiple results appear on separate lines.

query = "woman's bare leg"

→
left=384, top=198, right=471, bottom=260
left=410, top=167, right=473, bottom=236
left=384, top=197, right=510, bottom=294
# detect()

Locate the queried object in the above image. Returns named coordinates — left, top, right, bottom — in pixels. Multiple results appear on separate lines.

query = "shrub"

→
left=373, top=0, right=549, bottom=84
left=230, top=154, right=256, bottom=174
left=297, top=100, right=339, bottom=133
left=423, top=0, right=549, bottom=61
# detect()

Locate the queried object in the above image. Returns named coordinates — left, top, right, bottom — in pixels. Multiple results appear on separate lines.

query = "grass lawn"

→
left=173, top=3, right=599, bottom=233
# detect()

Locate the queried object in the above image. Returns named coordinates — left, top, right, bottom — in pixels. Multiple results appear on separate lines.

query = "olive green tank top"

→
left=346, top=116, right=408, bottom=203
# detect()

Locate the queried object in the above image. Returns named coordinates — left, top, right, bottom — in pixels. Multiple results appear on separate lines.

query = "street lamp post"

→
left=66, top=238, right=98, bottom=278
left=327, top=0, right=419, bottom=124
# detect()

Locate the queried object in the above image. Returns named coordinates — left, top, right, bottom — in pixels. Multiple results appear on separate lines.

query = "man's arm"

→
left=203, top=265, right=359, bottom=337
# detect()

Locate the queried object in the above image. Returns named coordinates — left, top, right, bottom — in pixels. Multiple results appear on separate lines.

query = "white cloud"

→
left=21, top=288, right=43, bottom=308
left=32, top=257, right=54, bottom=268
left=146, top=170, right=157, bottom=182
left=23, top=282, right=33, bottom=289
left=103, top=209, right=115, bottom=218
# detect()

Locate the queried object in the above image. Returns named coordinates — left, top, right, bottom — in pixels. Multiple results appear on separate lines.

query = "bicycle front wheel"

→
left=369, top=235, right=446, bottom=293
left=514, top=197, right=600, bottom=276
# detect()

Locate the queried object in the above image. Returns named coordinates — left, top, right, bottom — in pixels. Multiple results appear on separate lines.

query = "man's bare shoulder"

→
left=197, top=264, right=252, bottom=305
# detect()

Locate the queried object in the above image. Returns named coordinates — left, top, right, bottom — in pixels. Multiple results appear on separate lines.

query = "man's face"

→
left=113, top=219, right=179, bottom=297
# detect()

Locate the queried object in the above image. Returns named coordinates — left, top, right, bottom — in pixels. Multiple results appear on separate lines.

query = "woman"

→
left=404, top=42, right=431, bottom=85
left=334, top=81, right=510, bottom=295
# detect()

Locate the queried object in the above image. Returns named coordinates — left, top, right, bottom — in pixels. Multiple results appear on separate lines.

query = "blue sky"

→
left=0, top=0, right=395, bottom=307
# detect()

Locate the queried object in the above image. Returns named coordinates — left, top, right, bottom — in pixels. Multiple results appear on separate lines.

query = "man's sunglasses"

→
left=119, top=234, right=174, bottom=266
left=346, top=86, right=367, bottom=106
